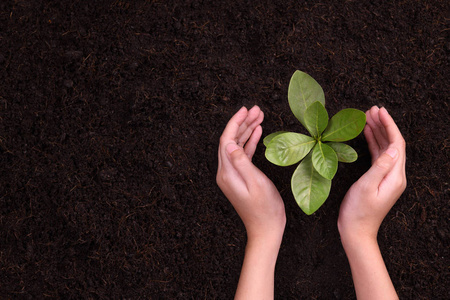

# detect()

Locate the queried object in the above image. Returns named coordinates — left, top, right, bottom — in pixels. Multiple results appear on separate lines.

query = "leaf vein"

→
left=322, top=118, right=361, bottom=140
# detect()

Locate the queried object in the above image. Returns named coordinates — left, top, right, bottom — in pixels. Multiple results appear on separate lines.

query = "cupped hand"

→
left=216, top=106, right=286, bottom=244
left=338, top=106, right=407, bottom=240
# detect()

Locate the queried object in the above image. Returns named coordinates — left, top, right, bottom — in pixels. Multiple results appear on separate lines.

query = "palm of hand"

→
left=339, top=106, right=406, bottom=237
left=217, top=106, right=286, bottom=241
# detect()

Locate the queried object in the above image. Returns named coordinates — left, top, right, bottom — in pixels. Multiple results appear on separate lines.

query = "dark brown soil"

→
left=1, top=1, right=448, bottom=299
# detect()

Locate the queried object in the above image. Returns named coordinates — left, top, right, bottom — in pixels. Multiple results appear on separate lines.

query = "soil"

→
left=0, top=0, right=448, bottom=299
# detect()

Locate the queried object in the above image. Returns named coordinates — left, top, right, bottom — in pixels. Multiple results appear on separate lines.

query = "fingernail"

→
left=385, top=148, right=398, bottom=159
left=226, top=143, right=240, bottom=155
left=237, top=106, right=246, bottom=113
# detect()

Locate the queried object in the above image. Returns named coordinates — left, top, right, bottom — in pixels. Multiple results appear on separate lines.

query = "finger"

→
left=219, top=107, right=248, bottom=166
left=227, top=143, right=261, bottom=186
left=236, top=106, right=260, bottom=139
left=239, top=110, right=264, bottom=147
left=368, top=106, right=388, bottom=149
left=218, top=107, right=249, bottom=177
left=378, top=107, right=405, bottom=148
left=244, top=125, right=263, bottom=159
left=220, top=106, right=248, bottom=144
left=364, top=124, right=380, bottom=161
left=360, top=148, right=398, bottom=194
left=378, top=107, right=407, bottom=179
left=367, top=106, right=389, bottom=149
left=237, top=106, right=263, bottom=146
left=379, top=161, right=407, bottom=200
left=217, top=142, right=248, bottom=194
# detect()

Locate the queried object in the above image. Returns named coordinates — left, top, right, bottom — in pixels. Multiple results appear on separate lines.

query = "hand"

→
left=338, top=106, right=407, bottom=239
left=338, top=106, right=406, bottom=300
left=217, top=106, right=286, bottom=244
left=217, top=106, right=286, bottom=299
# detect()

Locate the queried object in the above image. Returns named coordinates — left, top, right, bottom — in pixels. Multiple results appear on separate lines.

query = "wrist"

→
left=340, top=233, right=398, bottom=300
left=338, top=217, right=379, bottom=245
left=339, top=227, right=378, bottom=254
left=246, top=219, right=285, bottom=249
left=247, top=231, right=283, bottom=251
left=235, top=231, right=282, bottom=299
left=244, top=237, right=281, bottom=272
left=247, top=229, right=283, bottom=260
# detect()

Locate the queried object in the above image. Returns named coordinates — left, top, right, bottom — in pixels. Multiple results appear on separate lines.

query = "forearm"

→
left=340, top=233, right=398, bottom=300
left=235, top=237, right=281, bottom=300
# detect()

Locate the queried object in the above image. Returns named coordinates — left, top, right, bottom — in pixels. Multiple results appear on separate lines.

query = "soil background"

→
left=0, top=0, right=448, bottom=299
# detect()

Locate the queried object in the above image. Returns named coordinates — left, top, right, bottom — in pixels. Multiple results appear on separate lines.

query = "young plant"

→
left=264, top=70, right=366, bottom=215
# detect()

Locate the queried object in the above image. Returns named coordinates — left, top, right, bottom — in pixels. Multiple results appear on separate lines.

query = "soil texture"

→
left=0, top=0, right=448, bottom=299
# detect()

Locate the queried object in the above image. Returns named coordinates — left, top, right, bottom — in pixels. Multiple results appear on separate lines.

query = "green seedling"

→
left=264, top=70, right=366, bottom=215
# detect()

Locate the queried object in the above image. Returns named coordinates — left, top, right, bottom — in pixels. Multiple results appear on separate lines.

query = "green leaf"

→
left=326, top=142, right=358, bottom=163
left=263, top=131, right=288, bottom=147
left=304, top=101, right=328, bottom=138
left=265, top=133, right=316, bottom=166
left=321, top=109, right=366, bottom=142
left=311, top=142, right=338, bottom=179
left=288, top=70, right=325, bottom=128
left=291, top=153, right=331, bottom=215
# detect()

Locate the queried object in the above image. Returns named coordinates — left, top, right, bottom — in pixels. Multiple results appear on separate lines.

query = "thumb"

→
left=363, top=147, right=398, bottom=187
left=226, top=143, right=259, bottom=183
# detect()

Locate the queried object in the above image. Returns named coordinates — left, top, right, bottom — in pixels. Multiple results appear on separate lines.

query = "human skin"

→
left=338, top=106, right=406, bottom=300
left=216, top=105, right=286, bottom=299
left=217, top=105, right=406, bottom=299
